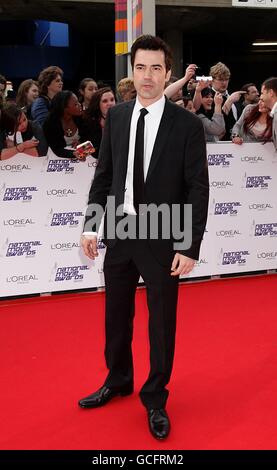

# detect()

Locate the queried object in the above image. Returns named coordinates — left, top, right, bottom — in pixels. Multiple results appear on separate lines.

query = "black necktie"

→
left=133, top=108, right=148, bottom=215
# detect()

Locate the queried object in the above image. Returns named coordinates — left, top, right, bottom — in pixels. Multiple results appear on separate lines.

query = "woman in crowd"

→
left=84, top=86, right=116, bottom=158
left=174, top=95, right=196, bottom=112
left=78, top=78, right=98, bottom=110
left=16, top=79, right=39, bottom=119
left=195, top=85, right=225, bottom=142
left=43, top=90, right=88, bottom=159
left=0, top=103, right=48, bottom=160
left=31, top=66, right=63, bottom=126
left=231, top=101, right=272, bottom=144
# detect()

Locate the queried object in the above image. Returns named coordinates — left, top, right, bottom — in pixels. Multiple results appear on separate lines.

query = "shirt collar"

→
left=134, top=94, right=166, bottom=116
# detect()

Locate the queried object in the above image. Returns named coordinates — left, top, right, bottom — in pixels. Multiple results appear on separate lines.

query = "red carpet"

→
left=0, top=275, right=276, bottom=450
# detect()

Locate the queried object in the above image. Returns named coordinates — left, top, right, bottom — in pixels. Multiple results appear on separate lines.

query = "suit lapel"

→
left=119, top=100, right=135, bottom=179
left=146, top=98, right=176, bottom=182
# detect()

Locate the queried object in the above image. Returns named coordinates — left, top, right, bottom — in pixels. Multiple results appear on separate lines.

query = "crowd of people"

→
left=0, top=61, right=276, bottom=161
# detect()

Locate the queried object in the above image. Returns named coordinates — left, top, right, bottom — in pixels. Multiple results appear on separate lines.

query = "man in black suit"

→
left=78, top=35, right=209, bottom=440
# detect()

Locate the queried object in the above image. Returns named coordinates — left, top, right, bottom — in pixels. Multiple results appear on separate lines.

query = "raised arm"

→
left=164, top=64, right=197, bottom=99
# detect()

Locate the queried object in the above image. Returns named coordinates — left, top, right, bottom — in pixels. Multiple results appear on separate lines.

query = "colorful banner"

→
left=132, top=0, right=143, bottom=42
left=115, top=0, right=128, bottom=55
left=0, top=143, right=277, bottom=297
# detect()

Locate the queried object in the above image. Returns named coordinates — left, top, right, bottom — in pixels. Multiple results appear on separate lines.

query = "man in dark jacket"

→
left=78, top=35, right=209, bottom=440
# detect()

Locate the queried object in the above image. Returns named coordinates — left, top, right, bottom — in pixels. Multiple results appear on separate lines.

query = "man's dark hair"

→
left=262, top=77, right=277, bottom=94
left=130, top=35, right=173, bottom=72
left=241, top=83, right=257, bottom=93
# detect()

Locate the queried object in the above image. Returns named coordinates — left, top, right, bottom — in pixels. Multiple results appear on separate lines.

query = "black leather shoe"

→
left=147, top=408, right=170, bottom=440
left=78, top=385, right=133, bottom=408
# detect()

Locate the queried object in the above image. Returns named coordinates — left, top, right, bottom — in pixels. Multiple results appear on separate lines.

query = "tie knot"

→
left=140, top=108, right=148, bottom=118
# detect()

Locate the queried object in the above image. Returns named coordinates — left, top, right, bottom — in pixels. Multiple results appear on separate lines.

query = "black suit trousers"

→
left=103, top=238, right=179, bottom=409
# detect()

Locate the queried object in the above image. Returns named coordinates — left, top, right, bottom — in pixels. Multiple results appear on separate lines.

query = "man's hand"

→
left=184, top=64, right=198, bottom=83
left=171, top=253, right=195, bottom=276
left=81, top=235, right=98, bottom=260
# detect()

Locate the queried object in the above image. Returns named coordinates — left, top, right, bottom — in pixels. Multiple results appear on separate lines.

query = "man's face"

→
left=260, top=85, right=276, bottom=109
left=212, top=77, right=229, bottom=94
left=133, top=49, right=171, bottom=105
left=245, top=86, right=259, bottom=104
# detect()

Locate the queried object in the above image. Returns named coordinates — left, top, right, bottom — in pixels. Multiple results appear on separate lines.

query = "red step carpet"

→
left=0, top=275, right=276, bottom=450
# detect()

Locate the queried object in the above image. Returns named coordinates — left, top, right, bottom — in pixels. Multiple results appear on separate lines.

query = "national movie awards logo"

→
left=0, top=162, right=31, bottom=173
left=241, top=172, right=272, bottom=189
left=254, top=223, right=277, bottom=237
left=2, top=186, right=38, bottom=202
left=49, top=264, right=89, bottom=282
left=46, top=159, right=78, bottom=173
left=217, top=248, right=250, bottom=266
left=211, top=199, right=242, bottom=216
left=208, top=153, right=234, bottom=167
left=46, top=209, right=84, bottom=227
left=5, top=241, right=42, bottom=258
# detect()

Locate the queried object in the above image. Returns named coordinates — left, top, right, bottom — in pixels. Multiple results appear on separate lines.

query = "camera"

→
left=196, top=76, right=212, bottom=82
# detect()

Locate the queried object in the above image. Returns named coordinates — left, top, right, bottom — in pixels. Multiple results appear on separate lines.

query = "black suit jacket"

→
left=85, top=98, right=209, bottom=265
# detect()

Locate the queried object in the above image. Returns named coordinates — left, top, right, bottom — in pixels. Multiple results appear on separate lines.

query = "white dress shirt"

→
left=123, top=95, right=165, bottom=214
left=83, top=95, right=166, bottom=237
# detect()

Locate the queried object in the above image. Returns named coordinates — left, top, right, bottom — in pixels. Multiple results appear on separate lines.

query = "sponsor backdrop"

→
left=0, top=143, right=276, bottom=297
